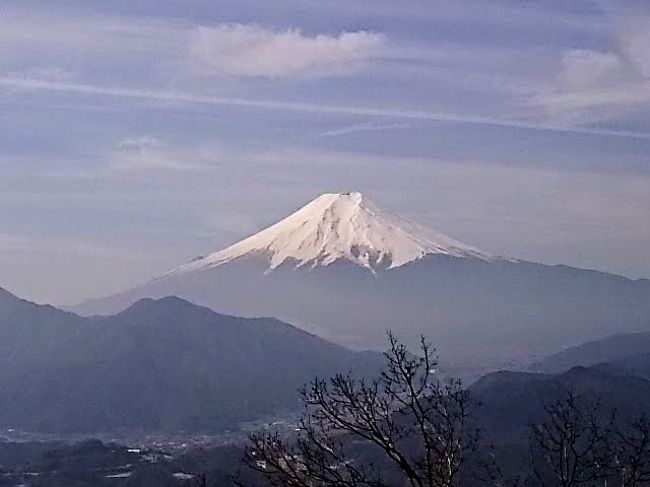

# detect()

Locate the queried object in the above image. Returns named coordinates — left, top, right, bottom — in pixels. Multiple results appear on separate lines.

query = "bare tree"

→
left=528, top=391, right=613, bottom=487
left=244, top=332, right=479, bottom=487
left=613, top=414, right=650, bottom=487
left=473, top=444, right=524, bottom=487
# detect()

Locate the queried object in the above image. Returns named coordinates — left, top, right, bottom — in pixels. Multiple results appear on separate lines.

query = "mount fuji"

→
left=75, top=192, right=650, bottom=375
left=168, top=191, right=492, bottom=274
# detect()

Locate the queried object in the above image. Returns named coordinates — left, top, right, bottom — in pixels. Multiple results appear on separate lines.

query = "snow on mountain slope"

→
left=168, top=192, right=491, bottom=276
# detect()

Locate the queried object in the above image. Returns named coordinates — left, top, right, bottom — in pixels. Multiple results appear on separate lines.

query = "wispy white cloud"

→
left=5, top=65, right=77, bottom=83
left=3, top=8, right=636, bottom=135
left=620, top=15, right=650, bottom=78
left=539, top=48, right=649, bottom=109
left=540, top=85, right=650, bottom=113
left=534, top=13, right=650, bottom=122
left=111, top=136, right=200, bottom=172
left=2, top=77, right=650, bottom=140
left=560, top=49, right=624, bottom=88
left=189, top=24, right=384, bottom=78
left=0, top=12, right=184, bottom=57
left=318, top=122, right=414, bottom=138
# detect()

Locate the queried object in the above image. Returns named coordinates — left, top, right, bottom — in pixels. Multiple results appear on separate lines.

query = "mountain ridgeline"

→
left=0, top=287, right=382, bottom=433
left=4, top=282, right=650, bottom=438
left=74, top=192, right=650, bottom=373
left=530, top=331, right=650, bottom=373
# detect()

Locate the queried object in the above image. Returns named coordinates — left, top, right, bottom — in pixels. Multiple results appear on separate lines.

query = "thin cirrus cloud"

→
left=111, top=136, right=200, bottom=173
left=189, top=23, right=385, bottom=78
left=318, top=122, right=414, bottom=138
left=2, top=76, right=650, bottom=141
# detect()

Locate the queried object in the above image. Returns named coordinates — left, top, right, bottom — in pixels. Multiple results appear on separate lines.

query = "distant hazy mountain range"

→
left=73, top=192, right=650, bottom=373
left=0, top=287, right=381, bottom=433
left=4, top=283, right=650, bottom=439
left=478, top=329, right=650, bottom=441
left=472, top=363, right=650, bottom=445
left=530, top=331, right=650, bottom=373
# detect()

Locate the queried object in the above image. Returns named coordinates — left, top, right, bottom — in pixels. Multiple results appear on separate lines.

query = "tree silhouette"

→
left=528, top=392, right=613, bottom=487
left=613, top=414, right=650, bottom=487
left=244, top=333, right=479, bottom=487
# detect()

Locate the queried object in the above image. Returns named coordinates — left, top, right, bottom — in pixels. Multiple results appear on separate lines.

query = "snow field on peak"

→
left=170, top=192, right=491, bottom=275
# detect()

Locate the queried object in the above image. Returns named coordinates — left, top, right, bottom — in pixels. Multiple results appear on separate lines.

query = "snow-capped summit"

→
left=172, top=192, right=490, bottom=275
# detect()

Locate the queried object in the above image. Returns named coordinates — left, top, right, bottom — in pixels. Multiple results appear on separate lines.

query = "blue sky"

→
left=1, top=0, right=649, bottom=304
